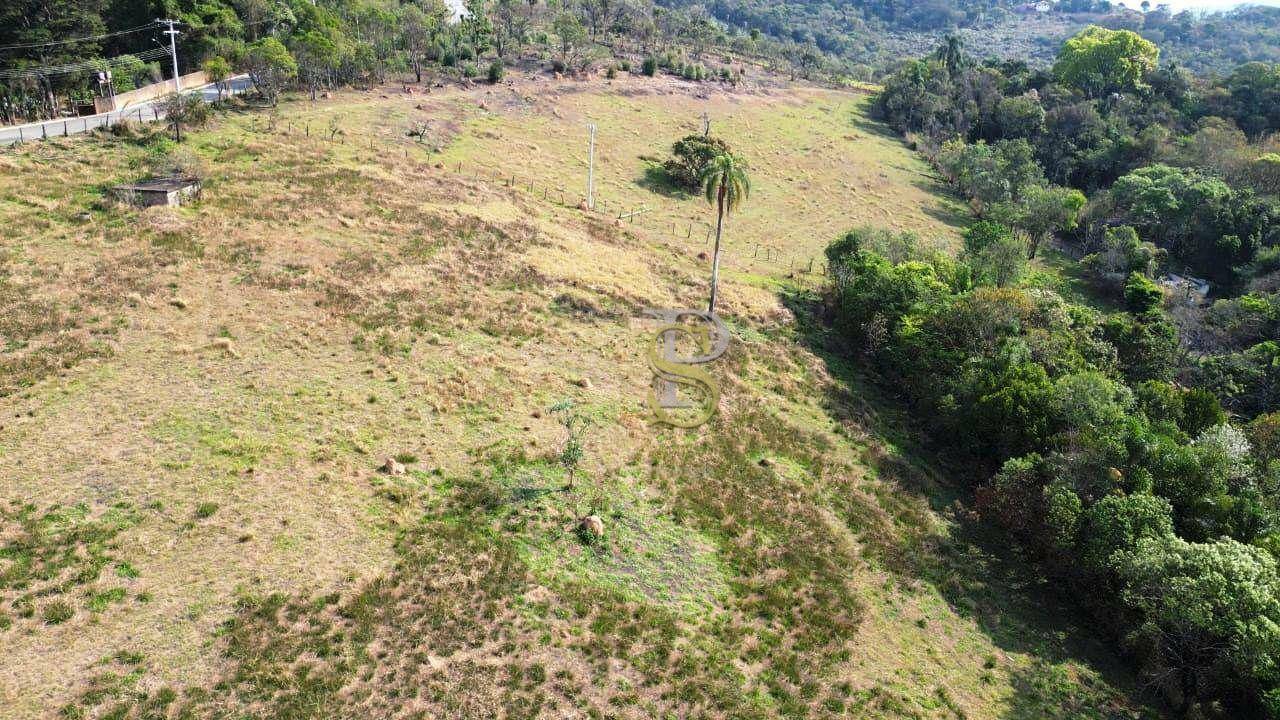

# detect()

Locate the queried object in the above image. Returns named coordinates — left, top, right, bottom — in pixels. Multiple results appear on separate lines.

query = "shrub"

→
left=441, top=51, right=457, bottom=67
left=1124, top=271, right=1164, bottom=313
left=642, top=57, right=657, bottom=76
left=1181, top=388, right=1226, bottom=437
left=462, top=62, right=479, bottom=79
left=550, top=58, right=567, bottom=73
left=43, top=601, right=73, bottom=625
left=487, top=59, right=504, bottom=84
left=458, top=44, right=475, bottom=61
left=605, top=65, right=617, bottom=80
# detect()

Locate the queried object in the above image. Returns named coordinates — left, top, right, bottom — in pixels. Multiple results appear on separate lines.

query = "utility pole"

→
left=586, top=123, right=596, bottom=211
left=158, top=19, right=182, bottom=92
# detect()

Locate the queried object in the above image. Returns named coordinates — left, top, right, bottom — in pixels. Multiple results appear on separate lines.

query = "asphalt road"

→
left=0, top=74, right=253, bottom=146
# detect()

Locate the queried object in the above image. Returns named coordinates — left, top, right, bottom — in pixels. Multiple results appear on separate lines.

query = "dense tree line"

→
left=879, top=27, right=1280, bottom=286
left=0, top=0, right=817, bottom=124
left=837, top=26, right=1280, bottom=718
left=657, top=0, right=1280, bottom=78
left=878, top=27, right=1280, bottom=429
left=825, top=226, right=1280, bottom=718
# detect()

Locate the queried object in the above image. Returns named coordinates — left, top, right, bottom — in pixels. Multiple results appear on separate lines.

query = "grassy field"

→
left=0, top=70, right=1154, bottom=719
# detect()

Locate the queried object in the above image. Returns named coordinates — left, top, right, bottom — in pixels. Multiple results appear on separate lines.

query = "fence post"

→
left=807, top=257, right=814, bottom=273
left=63, top=120, right=68, bottom=136
left=17, top=127, right=22, bottom=143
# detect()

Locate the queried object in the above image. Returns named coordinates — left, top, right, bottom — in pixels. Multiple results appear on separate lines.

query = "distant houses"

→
left=1015, top=2, right=1053, bottom=13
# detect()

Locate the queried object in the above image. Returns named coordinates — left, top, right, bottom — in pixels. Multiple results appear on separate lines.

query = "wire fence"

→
left=431, top=158, right=829, bottom=278
left=2, top=104, right=834, bottom=279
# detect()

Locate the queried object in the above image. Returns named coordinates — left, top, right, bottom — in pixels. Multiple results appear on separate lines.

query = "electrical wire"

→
left=0, top=47, right=171, bottom=79
left=0, top=22, right=162, bottom=53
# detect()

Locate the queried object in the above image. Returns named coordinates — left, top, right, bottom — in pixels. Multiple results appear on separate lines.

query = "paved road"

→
left=0, top=74, right=253, bottom=146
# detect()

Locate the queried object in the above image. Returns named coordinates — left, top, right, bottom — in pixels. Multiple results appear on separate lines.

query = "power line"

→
left=0, top=48, right=171, bottom=79
left=0, top=22, right=161, bottom=53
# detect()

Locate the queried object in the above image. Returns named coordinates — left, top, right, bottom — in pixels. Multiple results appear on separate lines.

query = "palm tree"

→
left=700, top=154, right=750, bottom=314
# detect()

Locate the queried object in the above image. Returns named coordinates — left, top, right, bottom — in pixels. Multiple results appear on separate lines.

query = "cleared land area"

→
left=0, top=72, right=1152, bottom=719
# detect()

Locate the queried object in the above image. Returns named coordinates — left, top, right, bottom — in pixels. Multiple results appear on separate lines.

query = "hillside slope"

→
left=1, top=72, right=1152, bottom=719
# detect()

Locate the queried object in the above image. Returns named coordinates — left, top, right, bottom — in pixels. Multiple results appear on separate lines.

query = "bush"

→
left=618, top=60, right=631, bottom=72
left=605, top=65, right=617, bottom=80
left=550, top=58, right=567, bottom=73
left=458, top=44, right=475, bottom=61
left=441, top=51, right=457, bottom=67
left=642, top=57, right=657, bottom=77
left=487, top=59, right=504, bottom=84
left=1124, top=271, right=1164, bottom=313
left=462, top=62, right=479, bottom=79
left=42, top=601, right=73, bottom=625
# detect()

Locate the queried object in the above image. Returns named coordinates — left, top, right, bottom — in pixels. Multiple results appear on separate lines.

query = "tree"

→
left=1053, top=26, right=1160, bottom=97
left=1247, top=412, right=1280, bottom=467
left=245, top=37, right=296, bottom=106
left=934, top=34, right=968, bottom=78
left=401, top=3, right=447, bottom=83
left=1223, top=61, right=1280, bottom=139
left=490, top=0, right=530, bottom=59
left=663, top=134, right=731, bottom=191
left=1108, top=164, right=1272, bottom=284
left=0, top=0, right=108, bottom=118
left=201, top=56, right=232, bottom=101
left=937, top=139, right=1044, bottom=216
left=992, top=94, right=1046, bottom=141
left=160, top=92, right=209, bottom=143
left=963, top=221, right=1028, bottom=288
left=552, top=11, right=587, bottom=70
left=291, top=31, right=340, bottom=101
left=1080, top=493, right=1174, bottom=578
left=1012, top=185, right=1086, bottom=259
left=578, top=0, right=622, bottom=40
left=700, top=154, right=750, bottom=314
left=461, top=0, right=494, bottom=55
left=1119, top=536, right=1280, bottom=716
left=1081, top=225, right=1163, bottom=283
left=1181, top=388, right=1226, bottom=437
